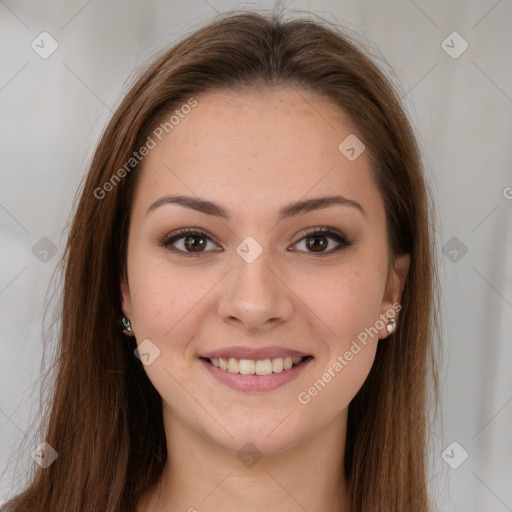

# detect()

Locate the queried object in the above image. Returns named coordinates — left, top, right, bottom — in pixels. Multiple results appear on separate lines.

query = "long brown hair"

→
left=5, top=10, right=440, bottom=512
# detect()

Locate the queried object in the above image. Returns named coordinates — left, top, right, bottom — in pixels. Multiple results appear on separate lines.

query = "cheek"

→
left=126, top=250, right=209, bottom=345
left=294, top=268, right=383, bottom=413
left=296, top=262, right=384, bottom=346
left=295, top=264, right=383, bottom=399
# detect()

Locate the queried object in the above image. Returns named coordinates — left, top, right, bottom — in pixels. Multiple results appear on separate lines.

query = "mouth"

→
left=199, top=355, right=314, bottom=376
left=198, top=354, right=314, bottom=392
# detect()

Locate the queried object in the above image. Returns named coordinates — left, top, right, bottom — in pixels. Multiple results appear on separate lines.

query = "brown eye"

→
left=305, top=235, right=329, bottom=252
left=182, top=234, right=207, bottom=252
left=292, top=227, right=353, bottom=255
left=161, top=228, right=220, bottom=256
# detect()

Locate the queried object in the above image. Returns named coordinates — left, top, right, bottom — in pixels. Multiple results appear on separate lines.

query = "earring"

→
left=121, top=316, right=132, bottom=335
left=386, top=318, right=396, bottom=334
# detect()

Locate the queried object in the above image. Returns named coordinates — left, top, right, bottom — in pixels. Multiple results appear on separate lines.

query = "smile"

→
left=199, top=356, right=314, bottom=392
left=205, top=356, right=308, bottom=375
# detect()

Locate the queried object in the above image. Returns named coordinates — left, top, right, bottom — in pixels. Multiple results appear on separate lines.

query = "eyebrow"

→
left=146, top=194, right=366, bottom=220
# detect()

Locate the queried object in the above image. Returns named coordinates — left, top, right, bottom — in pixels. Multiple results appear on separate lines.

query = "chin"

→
left=202, top=413, right=310, bottom=455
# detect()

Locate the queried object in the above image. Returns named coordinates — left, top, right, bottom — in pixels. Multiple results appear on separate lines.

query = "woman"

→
left=4, top=10, right=439, bottom=512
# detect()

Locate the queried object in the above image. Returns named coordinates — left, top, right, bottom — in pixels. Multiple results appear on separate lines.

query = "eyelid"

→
left=295, top=226, right=345, bottom=240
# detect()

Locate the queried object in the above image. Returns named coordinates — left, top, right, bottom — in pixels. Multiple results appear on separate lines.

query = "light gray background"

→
left=1, top=1, right=511, bottom=510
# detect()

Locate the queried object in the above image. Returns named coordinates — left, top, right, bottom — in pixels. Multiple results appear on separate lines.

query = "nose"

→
left=217, top=248, right=294, bottom=333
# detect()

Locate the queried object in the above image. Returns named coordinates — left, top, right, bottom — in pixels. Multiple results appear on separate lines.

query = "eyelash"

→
left=159, top=226, right=353, bottom=257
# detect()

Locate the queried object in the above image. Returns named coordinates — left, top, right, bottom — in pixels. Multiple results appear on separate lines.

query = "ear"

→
left=378, top=252, right=410, bottom=339
left=119, top=271, right=132, bottom=320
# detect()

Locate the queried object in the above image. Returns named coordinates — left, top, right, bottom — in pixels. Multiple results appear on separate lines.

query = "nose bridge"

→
left=218, top=237, right=292, bottom=330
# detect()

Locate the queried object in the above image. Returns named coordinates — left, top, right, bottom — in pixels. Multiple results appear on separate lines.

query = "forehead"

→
left=132, top=86, right=384, bottom=223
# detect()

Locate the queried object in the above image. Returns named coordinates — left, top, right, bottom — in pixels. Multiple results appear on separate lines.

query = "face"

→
left=120, top=86, right=409, bottom=454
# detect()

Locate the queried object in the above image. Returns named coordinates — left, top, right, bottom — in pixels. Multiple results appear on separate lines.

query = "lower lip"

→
left=200, top=357, right=313, bottom=392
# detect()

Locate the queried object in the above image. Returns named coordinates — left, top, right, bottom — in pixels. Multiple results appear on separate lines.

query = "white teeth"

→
left=227, top=358, right=239, bottom=373
left=255, top=359, right=272, bottom=375
left=272, top=357, right=284, bottom=372
left=239, top=359, right=255, bottom=375
left=211, top=356, right=304, bottom=375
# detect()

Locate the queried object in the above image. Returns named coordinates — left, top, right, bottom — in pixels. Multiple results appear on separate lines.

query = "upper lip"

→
left=199, top=346, right=312, bottom=360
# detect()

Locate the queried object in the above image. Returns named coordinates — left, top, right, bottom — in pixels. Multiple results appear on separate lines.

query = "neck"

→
left=138, top=408, right=352, bottom=512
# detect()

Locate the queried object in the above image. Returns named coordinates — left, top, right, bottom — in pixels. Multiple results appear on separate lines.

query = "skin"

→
left=121, top=85, right=410, bottom=512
